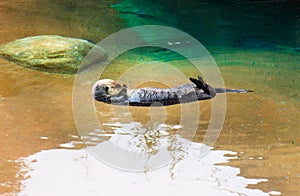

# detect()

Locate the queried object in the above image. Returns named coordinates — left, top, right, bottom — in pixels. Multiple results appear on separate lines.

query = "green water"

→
left=119, top=0, right=300, bottom=47
left=99, top=46, right=299, bottom=105
left=105, top=0, right=300, bottom=104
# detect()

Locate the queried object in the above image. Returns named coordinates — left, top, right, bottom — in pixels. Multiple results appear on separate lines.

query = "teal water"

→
left=117, top=0, right=300, bottom=47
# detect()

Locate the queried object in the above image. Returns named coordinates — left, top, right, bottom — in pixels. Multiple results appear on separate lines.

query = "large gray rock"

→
left=0, top=35, right=107, bottom=74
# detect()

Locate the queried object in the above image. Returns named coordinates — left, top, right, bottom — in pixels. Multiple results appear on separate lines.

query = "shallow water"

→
left=0, top=0, right=299, bottom=195
left=19, top=140, right=273, bottom=196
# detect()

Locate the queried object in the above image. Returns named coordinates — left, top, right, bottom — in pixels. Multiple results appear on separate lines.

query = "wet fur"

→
left=92, top=76, right=251, bottom=106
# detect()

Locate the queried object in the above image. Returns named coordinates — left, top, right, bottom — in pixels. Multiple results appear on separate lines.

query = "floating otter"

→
left=92, top=76, right=252, bottom=106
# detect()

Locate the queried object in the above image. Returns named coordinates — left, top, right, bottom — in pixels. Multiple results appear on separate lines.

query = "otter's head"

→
left=92, top=79, right=127, bottom=103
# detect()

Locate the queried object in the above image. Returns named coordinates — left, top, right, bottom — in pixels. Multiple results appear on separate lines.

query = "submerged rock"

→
left=0, top=35, right=107, bottom=74
left=111, top=0, right=177, bottom=27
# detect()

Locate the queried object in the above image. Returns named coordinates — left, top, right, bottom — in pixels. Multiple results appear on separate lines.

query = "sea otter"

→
left=92, top=76, right=252, bottom=106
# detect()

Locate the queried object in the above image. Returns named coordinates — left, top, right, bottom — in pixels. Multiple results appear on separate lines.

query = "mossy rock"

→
left=0, top=35, right=107, bottom=74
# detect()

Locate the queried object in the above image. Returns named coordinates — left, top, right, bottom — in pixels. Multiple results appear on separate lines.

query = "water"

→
left=152, top=0, right=300, bottom=47
left=0, top=0, right=299, bottom=195
left=18, top=140, right=272, bottom=196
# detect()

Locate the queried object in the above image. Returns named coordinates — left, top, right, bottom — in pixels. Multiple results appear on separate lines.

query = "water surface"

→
left=0, top=0, right=299, bottom=195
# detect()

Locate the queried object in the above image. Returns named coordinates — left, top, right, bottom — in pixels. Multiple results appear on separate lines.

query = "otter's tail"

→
left=215, top=88, right=253, bottom=93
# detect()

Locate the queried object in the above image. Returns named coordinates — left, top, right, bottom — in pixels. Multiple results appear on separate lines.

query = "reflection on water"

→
left=20, top=107, right=280, bottom=195
left=84, top=120, right=200, bottom=171
left=19, top=138, right=279, bottom=196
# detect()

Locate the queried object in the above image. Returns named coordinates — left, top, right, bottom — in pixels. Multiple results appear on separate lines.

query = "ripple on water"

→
left=18, top=132, right=280, bottom=196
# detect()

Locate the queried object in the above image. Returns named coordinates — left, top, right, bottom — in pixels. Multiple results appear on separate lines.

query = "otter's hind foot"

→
left=189, top=76, right=210, bottom=95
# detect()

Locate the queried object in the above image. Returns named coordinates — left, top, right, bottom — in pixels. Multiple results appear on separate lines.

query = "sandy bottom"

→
left=1, top=54, right=299, bottom=195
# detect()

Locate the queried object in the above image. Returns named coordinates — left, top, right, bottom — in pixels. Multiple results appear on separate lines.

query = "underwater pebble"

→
left=40, top=136, right=48, bottom=140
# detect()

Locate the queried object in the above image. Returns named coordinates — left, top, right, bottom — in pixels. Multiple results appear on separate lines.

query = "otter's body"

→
left=126, top=83, right=216, bottom=106
left=92, top=76, right=251, bottom=106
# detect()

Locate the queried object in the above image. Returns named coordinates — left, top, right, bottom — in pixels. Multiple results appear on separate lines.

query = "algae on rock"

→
left=0, top=35, right=107, bottom=74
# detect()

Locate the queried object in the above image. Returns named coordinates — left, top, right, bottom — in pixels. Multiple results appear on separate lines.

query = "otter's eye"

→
left=105, top=86, right=109, bottom=92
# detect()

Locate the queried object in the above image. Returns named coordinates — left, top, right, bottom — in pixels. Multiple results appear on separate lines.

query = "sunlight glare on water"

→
left=19, top=138, right=273, bottom=196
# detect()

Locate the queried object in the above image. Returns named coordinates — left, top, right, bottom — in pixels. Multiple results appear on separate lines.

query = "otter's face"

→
left=92, top=79, right=127, bottom=102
